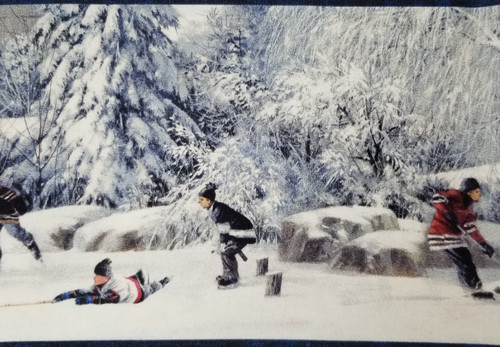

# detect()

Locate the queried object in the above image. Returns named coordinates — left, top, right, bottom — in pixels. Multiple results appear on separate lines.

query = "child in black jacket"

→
left=198, top=183, right=256, bottom=287
left=0, top=184, right=42, bottom=263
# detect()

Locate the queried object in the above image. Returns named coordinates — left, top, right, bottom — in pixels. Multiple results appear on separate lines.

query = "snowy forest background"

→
left=0, top=4, right=499, bottom=248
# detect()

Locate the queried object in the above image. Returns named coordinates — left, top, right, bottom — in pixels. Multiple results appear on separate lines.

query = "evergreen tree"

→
left=177, top=6, right=267, bottom=144
left=7, top=4, right=207, bottom=208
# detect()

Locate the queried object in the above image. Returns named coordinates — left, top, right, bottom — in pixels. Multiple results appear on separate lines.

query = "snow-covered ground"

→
left=2, top=239, right=500, bottom=344
left=1, top=169, right=500, bottom=344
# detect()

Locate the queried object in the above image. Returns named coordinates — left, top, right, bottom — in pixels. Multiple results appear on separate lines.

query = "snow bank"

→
left=435, top=163, right=500, bottom=189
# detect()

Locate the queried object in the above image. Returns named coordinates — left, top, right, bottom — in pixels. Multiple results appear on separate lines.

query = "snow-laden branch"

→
left=453, top=7, right=500, bottom=52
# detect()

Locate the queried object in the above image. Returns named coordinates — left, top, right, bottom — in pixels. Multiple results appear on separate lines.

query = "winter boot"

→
left=159, top=277, right=170, bottom=287
left=27, top=240, right=42, bottom=261
left=471, top=291, right=495, bottom=300
left=217, top=277, right=238, bottom=287
left=131, top=269, right=149, bottom=285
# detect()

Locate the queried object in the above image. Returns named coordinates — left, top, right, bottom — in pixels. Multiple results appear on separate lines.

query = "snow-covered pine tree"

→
left=177, top=6, right=267, bottom=144
left=11, top=4, right=208, bottom=208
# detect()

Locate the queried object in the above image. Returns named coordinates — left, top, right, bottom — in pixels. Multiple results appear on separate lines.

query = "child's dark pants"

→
left=445, top=246, right=482, bottom=291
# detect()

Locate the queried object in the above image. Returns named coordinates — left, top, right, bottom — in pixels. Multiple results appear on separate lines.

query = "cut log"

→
left=256, top=257, right=269, bottom=276
left=265, top=272, right=283, bottom=296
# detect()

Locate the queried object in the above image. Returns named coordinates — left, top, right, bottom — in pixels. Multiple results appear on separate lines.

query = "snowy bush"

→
left=379, top=176, right=449, bottom=221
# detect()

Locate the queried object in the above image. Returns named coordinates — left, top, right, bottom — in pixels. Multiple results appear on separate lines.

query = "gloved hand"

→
left=53, top=292, right=72, bottom=302
left=75, top=296, right=94, bottom=305
left=480, top=242, right=495, bottom=258
left=219, top=233, right=230, bottom=244
left=444, top=212, right=458, bottom=226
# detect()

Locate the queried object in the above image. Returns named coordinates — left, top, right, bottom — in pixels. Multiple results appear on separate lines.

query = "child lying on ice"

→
left=53, top=258, right=170, bottom=305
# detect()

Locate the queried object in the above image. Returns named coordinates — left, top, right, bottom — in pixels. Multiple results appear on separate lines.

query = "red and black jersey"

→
left=427, top=189, right=485, bottom=250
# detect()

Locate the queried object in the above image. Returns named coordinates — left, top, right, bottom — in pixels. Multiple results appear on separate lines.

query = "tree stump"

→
left=265, top=272, right=283, bottom=296
left=256, top=257, right=269, bottom=276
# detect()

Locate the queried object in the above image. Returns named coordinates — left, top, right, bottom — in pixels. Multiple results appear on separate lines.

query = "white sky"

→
left=167, top=5, right=214, bottom=41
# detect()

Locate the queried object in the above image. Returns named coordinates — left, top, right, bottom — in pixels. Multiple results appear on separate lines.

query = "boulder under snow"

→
left=279, top=206, right=429, bottom=277
left=73, top=206, right=179, bottom=252
left=19, top=206, right=112, bottom=252
left=279, top=206, right=400, bottom=262
left=330, top=229, right=427, bottom=277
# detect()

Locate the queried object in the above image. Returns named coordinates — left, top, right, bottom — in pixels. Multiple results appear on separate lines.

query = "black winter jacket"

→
left=210, top=201, right=256, bottom=241
left=0, top=185, right=28, bottom=223
left=211, top=201, right=253, bottom=230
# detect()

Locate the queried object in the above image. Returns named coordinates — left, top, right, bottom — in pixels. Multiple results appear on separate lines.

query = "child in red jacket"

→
left=428, top=178, right=495, bottom=294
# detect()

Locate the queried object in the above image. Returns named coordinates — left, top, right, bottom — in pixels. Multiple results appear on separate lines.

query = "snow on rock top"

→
left=350, top=230, right=424, bottom=255
left=284, top=205, right=399, bottom=237
left=73, top=206, right=172, bottom=252
left=280, top=205, right=401, bottom=263
left=19, top=205, right=112, bottom=252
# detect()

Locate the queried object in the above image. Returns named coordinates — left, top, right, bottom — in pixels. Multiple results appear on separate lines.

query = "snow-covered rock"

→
left=73, top=206, right=176, bottom=252
left=19, top=206, right=112, bottom=252
left=330, top=230, right=427, bottom=277
left=279, top=206, right=400, bottom=262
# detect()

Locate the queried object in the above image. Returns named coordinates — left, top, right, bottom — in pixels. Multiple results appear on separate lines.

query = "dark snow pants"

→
left=138, top=281, right=163, bottom=302
left=221, top=238, right=249, bottom=281
left=445, top=247, right=482, bottom=291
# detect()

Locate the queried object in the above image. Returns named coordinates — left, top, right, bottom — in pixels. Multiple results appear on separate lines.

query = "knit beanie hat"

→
left=461, top=178, right=481, bottom=193
left=94, top=258, right=113, bottom=277
left=199, top=183, right=217, bottom=201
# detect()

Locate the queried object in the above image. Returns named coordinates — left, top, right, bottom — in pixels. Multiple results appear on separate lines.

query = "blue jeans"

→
left=0, top=223, right=35, bottom=261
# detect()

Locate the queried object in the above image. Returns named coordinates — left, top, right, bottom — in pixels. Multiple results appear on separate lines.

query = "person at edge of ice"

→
left=53, top=258, right=170, bottom=305
left=198, top=183, right=256, bottom=288
left=427, top=177, right=495, bottom=298
left=0, top=183, right=42, bottom=264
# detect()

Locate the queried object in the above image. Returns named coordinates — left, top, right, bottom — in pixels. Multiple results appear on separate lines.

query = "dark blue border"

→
left=1, top=0, right=499, bottom=7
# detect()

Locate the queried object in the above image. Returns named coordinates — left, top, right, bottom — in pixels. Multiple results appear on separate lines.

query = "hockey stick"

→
left=237, top=250, right=248, bottom=261
left=457, top=225, right=500, bottom=266
left=211, top=249, right=248, bottom=261
left=0, top=300, right=55, bottom=308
